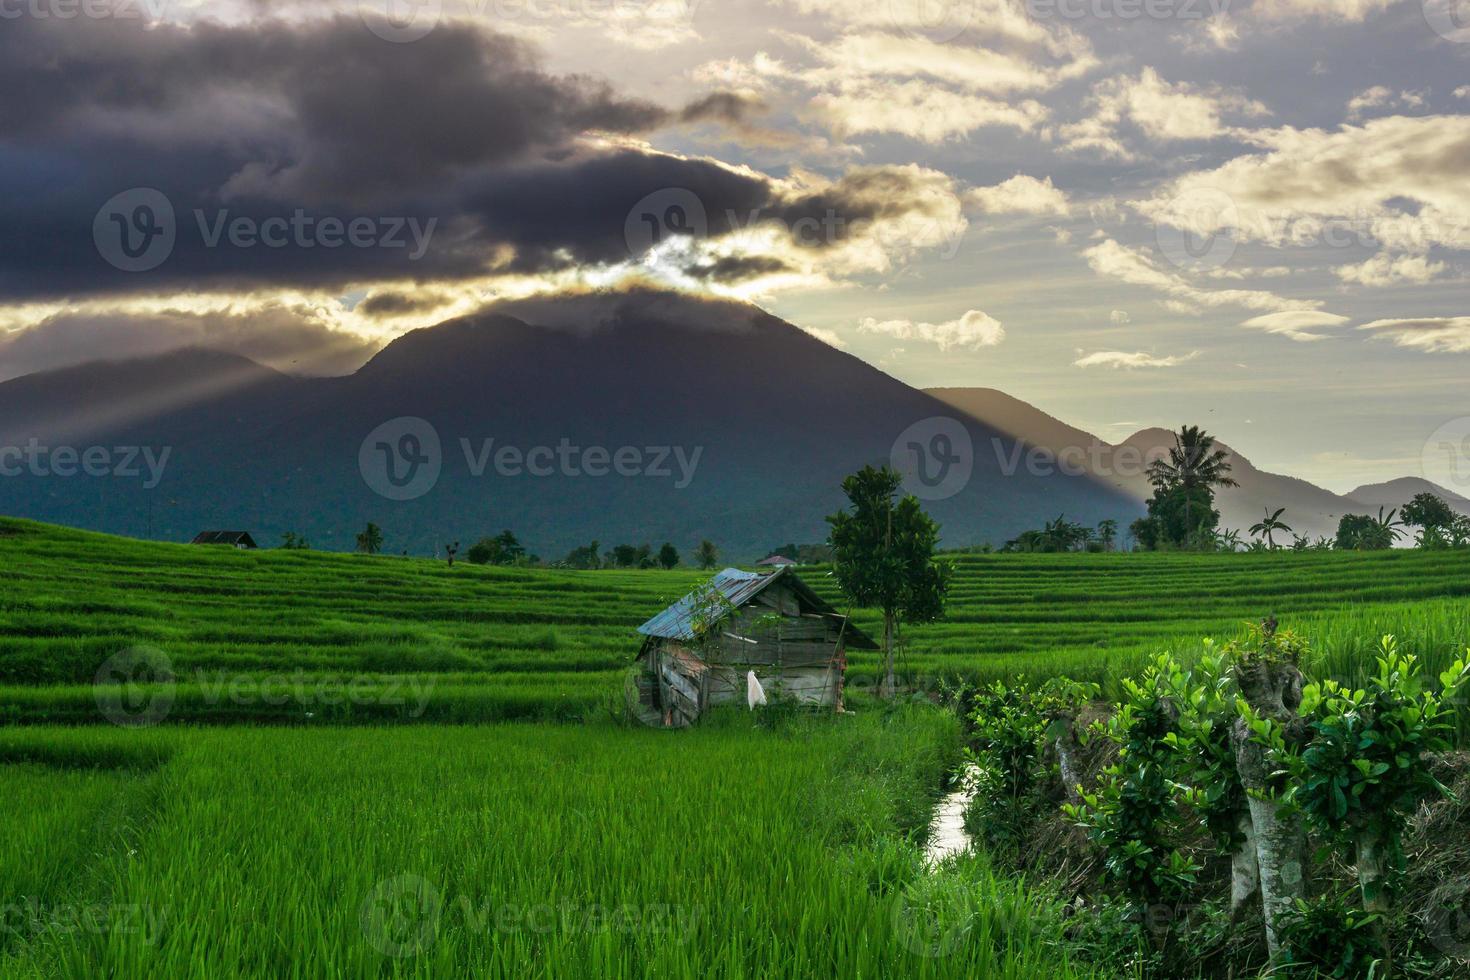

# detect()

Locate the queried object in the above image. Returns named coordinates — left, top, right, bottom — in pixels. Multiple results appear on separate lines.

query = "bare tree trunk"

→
left=1233, top=723, right=1306, bottom=961
left=879, top=610, right=895, bottom=700
left=1230, top=810, right=1261, bottom=924
left=1356, top=831, right=1392, bottom=974
left=1053, top=712, right=1086, bottom=805
left=1231, top=644, right=1308, bottom=965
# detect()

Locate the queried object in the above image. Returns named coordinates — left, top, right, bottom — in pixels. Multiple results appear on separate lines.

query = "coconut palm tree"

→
left=1249, top=507, right=1292, bottom=549
left=1146, top=425, right=1240, bottom=547
left=355, top=522, right=383, bottom=555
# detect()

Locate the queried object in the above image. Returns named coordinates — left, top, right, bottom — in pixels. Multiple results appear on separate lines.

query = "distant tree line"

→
left=1001, top=517, right=1119, bottom=553
left=334, top=524, right=724, bottom=569
left=760, top=542, right=835, bottom=564
left=998, top=424, right=1470, bottom=556
left=553, top=538, right=718, bottom=570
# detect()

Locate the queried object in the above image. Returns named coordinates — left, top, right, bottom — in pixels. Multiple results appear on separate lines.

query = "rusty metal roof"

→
left=636, top=566, right=877, bottom=649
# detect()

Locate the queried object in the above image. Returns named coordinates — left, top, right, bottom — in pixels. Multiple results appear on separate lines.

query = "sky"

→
left=0, top=0, right=1467, bottom=492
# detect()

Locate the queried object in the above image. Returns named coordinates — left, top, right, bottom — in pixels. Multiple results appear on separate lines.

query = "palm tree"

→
left=1097, top=519, right=1119, bottom=552
left=1146, top=425, right=1239, bottom=546
left=1249, top=507, right=1292, bottom=550
left=356, top=522, right=383, bottom=555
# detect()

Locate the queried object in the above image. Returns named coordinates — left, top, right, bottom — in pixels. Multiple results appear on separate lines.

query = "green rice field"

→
left=4, top=516, right=1470, bottom=976
left=3, top=516, right=1468, bottom=725
left=0, top=712, right=1102, bottom=979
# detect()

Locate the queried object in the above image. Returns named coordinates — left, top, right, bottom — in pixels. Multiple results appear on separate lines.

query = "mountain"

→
left=0, top=290, right=1137, bottom=557
left=928, top=389, right=1468, bottom=544
left=1116, top=428, right=1354, bottom=541
left=1346, top=478, right=1470, bottom=515
left=927, top=388, right=1152, bottom=500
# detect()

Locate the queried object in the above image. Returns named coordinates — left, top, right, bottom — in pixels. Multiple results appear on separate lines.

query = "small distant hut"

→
left=190, top=530, right=258, bottom=549
left=633, top=567, right=877, bottom=727
left=756, top=554, right=797, bottom=567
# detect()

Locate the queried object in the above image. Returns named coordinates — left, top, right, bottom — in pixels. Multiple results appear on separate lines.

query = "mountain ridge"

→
left=927, top=389, right=1470, bottom=542
left=0, top=291, right=1137, bottom=556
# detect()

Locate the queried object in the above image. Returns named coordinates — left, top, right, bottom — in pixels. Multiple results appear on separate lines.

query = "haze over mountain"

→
left=928, top=388, right=1470, bottom=544
left=0, top=291, right=1137, bottom=558
left=1345, top=478, right=1470, bottom=514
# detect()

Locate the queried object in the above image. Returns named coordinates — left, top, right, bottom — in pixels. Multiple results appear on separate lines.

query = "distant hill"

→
left=1346, top=478, right=1470, bottom=514
left=0, top=290, right=1136, bottom=557
left=1117, top=428, right=1357, bottom=541
left=928, top=389, right=1469, bottom=544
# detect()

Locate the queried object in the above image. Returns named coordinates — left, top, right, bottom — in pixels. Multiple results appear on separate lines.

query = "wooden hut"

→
left=190, top=530, right=258, bottom=549
left=634, top=567, right=877, bottom=727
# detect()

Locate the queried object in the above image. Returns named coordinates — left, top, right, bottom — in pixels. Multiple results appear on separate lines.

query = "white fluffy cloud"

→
left=1359, top=316, right=1470, bottom=353
left=790, top=32, right=1082, bottom=94
left=781, top=0, right=1093, bottom=61
left=859, top=309, right=1005, bottom=351
left=1059, top=68, right=1269, bottom=158
left=1082, top=239, right=1321, bottom=314
left=1138, top=116, right=1470, bottom=253
left=966, top=175, right=1070, bottom=216
left=1074, top=350, right=1198, bottom=369
left=1336, top=253, right=1448, bottom=287
left=1251, top=0, right=1397, bottom=21
left=718, top=2, right=1097, bottom=145
left=1240, top=310, right=1350, bottom=342
left=811, top=82, right=1048, bottom=142
left=1347, top=87, right=1425, bottom=120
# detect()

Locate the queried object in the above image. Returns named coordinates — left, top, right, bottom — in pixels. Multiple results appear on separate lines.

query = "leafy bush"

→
left=1276, top=893, right=1386, bottom=978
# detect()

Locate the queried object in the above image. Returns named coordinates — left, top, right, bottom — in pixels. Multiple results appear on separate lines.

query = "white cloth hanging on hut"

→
left=746, top=671, right=767, bottom=709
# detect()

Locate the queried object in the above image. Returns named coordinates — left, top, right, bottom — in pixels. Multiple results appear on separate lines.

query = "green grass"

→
left=4, top=518, right=1469, bottom=976
left=3, top=517, right=1468, bottom=724
left=0, top=712, right=1095, bottom=979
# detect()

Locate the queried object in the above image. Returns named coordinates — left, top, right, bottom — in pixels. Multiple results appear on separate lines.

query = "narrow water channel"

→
left=924, top=765, right=979, bottom=867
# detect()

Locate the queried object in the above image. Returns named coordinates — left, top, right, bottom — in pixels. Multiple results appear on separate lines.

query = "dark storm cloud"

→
left=0, top=14, right=877, bottom=301
left=0, top=15, right=666, bottom=200
left=686, top=255, right=794, bottom=283
left=357, top=290, right=454, bottom=318
left=679, top=92, right=768, bottom=126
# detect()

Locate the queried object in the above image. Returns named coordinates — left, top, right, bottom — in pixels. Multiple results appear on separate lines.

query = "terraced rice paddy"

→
left=4, top=517, right=1470, bottom=976
left=3, top=517, right=1468, bottom=724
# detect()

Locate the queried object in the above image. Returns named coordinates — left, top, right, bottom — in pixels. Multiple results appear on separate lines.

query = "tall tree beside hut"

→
left=826, top=465, right=951, bottom=699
